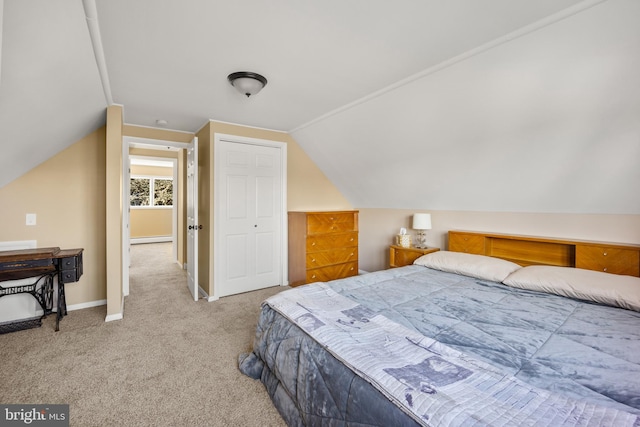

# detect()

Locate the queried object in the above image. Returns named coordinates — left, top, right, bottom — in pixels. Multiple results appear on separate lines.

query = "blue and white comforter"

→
left=240, top=266, right=640, bottom=426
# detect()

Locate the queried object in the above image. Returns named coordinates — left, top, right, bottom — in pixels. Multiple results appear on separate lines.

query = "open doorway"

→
left=127, top=156, right=180, bottom=300
left=123, top=137, right=191, bottom=298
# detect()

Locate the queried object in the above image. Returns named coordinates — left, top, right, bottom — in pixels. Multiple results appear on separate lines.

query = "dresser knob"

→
left=603, top=252, right=607, bottom=256
left=311, top=274, right=316, bottom=279
left=350, top=267, right=354, bottom=271
left=311, top=258, right=316, bottom=263
left=604, top=268, right=608, bottom=272
left=350, top=253, right=354, bottom=257
left=312, top=242, right=316, bottom=246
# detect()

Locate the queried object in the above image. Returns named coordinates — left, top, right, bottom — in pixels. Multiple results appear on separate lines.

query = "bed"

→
left=239, top=231, right=640, bottom=426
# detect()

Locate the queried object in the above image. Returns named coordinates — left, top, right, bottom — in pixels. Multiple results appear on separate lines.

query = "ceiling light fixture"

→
left=228, top=71, right=267, bottom=97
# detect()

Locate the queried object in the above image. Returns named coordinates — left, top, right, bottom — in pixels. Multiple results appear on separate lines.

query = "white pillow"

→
left=414, top=251, right=521, bottom=282
left=502, top=265, right=640, bottom=312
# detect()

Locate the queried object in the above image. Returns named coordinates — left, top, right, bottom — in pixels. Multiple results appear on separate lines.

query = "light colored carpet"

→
left=0, top=243, right=287, bottom=426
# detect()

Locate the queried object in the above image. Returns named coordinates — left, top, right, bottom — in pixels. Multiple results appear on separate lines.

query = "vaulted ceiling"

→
left=1, top=0, right=638, bottom=213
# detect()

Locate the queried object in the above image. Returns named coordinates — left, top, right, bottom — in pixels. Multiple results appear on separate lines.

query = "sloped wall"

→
left=292, top=0, right=639, bottom=215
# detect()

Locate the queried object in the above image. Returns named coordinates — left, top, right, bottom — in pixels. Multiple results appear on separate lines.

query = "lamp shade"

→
left=412, top=213, right=432, bottom=230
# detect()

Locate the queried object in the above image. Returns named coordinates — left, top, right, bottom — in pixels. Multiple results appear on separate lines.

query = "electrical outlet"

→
left=26, top=213, right=37, bottom=226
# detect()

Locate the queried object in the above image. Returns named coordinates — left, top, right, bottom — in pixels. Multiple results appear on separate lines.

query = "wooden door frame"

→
left=210, top=133, right=288, bottom=301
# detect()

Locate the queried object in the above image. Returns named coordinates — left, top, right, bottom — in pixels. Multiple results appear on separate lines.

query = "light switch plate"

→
left=26, top=213, right=36, bottom=226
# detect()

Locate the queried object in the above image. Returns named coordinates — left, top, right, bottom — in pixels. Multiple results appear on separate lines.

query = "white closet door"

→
left=216, top=139, right=282, bottom=297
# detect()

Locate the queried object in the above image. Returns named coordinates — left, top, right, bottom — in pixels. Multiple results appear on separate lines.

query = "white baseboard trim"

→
left=105, top=312, right=123, bottom=322
left=131, top=236, right=172, bottom=244
left=67, top=299, right=106, bottom=312
left=104, top=295, right=125, bottom=322
left=198, top=286, right=219, bottom=302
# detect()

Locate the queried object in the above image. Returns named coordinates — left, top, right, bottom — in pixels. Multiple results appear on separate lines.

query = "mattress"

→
left=240, top=265, right=640, bottom=426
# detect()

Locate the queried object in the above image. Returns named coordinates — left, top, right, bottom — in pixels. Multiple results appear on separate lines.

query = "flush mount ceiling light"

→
left=227, top=71, right=267, bottom=97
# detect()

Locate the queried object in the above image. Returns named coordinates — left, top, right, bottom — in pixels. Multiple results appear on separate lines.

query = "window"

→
left=153, top=179, right=173, bottom=206
left=130, top=177, right=173, bottom=207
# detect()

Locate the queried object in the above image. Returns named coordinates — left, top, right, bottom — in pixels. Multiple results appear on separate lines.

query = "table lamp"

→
left=412, top=213, right=432, bottom=248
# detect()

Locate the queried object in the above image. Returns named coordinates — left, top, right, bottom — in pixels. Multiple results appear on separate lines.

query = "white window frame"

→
left=130, top=175, right=174, bottom=209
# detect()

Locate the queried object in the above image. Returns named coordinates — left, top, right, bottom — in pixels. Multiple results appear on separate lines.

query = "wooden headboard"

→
left=448, top=230, right=640, bottom=277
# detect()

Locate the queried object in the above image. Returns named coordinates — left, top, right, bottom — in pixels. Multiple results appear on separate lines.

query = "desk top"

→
left=0, top=247, right=61, bottom=262
left=0, top=247, right=83, bottom=281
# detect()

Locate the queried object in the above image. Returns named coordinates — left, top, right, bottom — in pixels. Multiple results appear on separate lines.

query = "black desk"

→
left=0, top=247, right=84, bottom=332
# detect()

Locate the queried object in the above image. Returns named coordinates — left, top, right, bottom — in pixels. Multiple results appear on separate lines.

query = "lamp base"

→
left=415, top=230, right=427, bottom=248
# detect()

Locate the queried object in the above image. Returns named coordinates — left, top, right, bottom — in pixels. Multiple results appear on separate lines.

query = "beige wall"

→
left=105, top=105, right=123, bottom=318
left=130, top=164, right=173, bottom=177
left=130, top=209, right=172, bottom=238
left=196, top=123, right=211, bottom=296
left=123, top=125, right=194, bottom=144
left=359, top=208, right=640, bottom=272
left=0, top=127, right=108, bottom=306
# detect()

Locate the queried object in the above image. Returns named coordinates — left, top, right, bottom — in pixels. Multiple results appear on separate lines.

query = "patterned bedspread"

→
left=240, top=266, right=640, bottom=426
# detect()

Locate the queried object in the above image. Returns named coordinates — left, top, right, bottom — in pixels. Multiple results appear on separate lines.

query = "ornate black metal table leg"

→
left=41, top=274, right=54, bottom=315
left=55, top=282, right=66, bottom=332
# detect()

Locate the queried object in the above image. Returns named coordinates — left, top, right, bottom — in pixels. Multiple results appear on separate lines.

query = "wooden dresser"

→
left=449, top=230, right=640, bottom=277
left=288, top=211, right=358, bottom=286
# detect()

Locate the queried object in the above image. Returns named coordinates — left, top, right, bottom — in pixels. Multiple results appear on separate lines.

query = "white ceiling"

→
left=1, top=0, right=637, bottom=214
left=95, top=0, right=588, bottom=132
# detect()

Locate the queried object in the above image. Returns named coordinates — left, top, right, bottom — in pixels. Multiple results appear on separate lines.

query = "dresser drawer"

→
left=307, top=212, right=356, bottom=234
left=307, top=247, right=358, bottom=268
left=389, top=246, right=439, bottom=268
left=306, top=261, right=358, bottom=283
left=449, top=232, right=485, bottom=255
left=307, top=232, right=358, bottom=252
left=576, top=245, right=640, bottom=276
